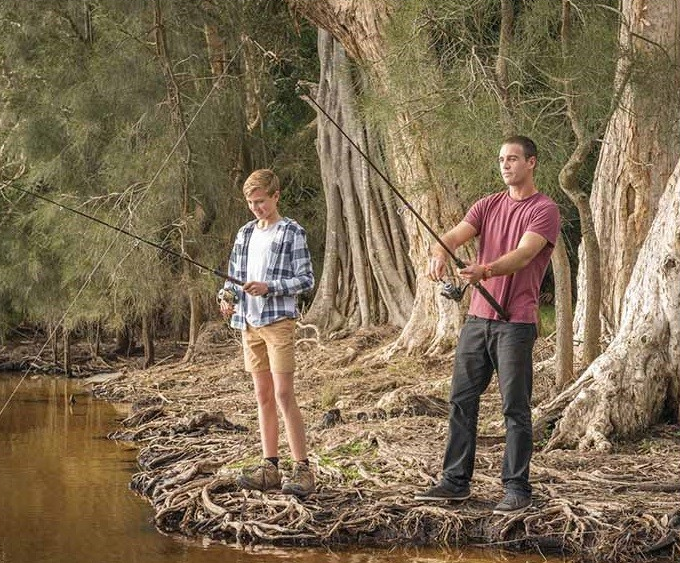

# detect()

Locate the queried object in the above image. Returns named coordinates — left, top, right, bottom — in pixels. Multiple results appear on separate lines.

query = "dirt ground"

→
left=3, top=324, right=679, bottom=562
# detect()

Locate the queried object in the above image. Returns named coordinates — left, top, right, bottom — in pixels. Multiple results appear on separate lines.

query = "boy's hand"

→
left=219, top=299, right=235, bottom=318
left=243, top=281, right=269, bottom=297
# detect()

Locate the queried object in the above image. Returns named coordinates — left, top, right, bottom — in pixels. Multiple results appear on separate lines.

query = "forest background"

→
left=0, top=0, right=679, bottom=453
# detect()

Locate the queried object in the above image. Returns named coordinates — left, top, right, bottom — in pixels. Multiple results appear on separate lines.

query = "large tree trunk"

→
left=289, top=0, right=468, bottom=355
left=538, top=159, right=680, bottom=451
left=304, top=30, right=413, bottom=332
left=573, top=0, right=680, bottom=347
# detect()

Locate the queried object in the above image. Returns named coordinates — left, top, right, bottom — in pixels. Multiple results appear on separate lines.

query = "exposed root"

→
left=92, top=329, right=680, bottom=562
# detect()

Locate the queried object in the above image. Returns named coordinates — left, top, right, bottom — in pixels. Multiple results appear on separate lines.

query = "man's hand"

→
left=243, top=281, right=269, bottom=297
left=459, top=263, right=487, bottom=284
left=428, top=256, right=448, bottom=281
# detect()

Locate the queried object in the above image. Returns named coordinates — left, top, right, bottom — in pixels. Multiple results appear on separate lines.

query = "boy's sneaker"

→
left=414, top=483, right=471, bottom=502
left=492, top=492, right=531, bottom=515
left=236, top=459, right=281, bottom=492
left=281, top=462, right=315, bottom=497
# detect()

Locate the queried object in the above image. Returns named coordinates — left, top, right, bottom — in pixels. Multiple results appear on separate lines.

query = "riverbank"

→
left=4, top=325, right=679, bottom=562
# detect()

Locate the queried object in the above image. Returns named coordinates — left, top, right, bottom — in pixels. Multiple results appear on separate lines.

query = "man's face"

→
left=498, top=143, right=536, bottom=187
left=246, top=188, right=279, bottom=222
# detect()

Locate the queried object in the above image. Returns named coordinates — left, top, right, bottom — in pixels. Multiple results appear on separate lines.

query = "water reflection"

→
left=0, top=373, right=565, bottom=563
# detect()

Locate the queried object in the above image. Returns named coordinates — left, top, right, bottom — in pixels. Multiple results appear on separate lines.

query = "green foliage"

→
left=539, top=304, right=556, bottom=337
left=371, top=0, right=620, bottom=211
left=0, top=0, right=322, bottom=342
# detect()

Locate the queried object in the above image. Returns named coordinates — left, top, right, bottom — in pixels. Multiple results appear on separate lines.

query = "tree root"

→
left=93, top=338, right=680, bottom=562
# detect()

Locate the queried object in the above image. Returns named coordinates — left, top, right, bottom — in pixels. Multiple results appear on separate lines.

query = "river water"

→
left=0, top=373, right=565, bottom=563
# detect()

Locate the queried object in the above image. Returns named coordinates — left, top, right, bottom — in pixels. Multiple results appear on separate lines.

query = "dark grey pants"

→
left=442, top=316, right=537, bottom=497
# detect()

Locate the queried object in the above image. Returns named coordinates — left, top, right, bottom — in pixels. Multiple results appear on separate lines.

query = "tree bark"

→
left=540, top=159, right=680, bottom=451
left=558, top=0, right=602, bottom=367
left=62, top=327, right=71, bottom=377
left=153, top=0, right=204, bottom=360
left=182, top=288, right=201, bottom=363
left=303, top=30, right=413, bottom=332
left=551, top=234, right=574, bottom=392
left=573, top=0, right=680, bottom=346
left=288, top=0, right=468, bottom=354
left=114, top=325, right=134, bottom=356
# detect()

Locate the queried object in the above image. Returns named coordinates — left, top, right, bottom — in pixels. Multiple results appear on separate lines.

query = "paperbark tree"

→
left=539, top=159, right=680, bottom=451
left=302, top=30, right=413, bottom=331
left=287, top=0, right=469, bottom=354
left=573, top=0, right=680, bottom=347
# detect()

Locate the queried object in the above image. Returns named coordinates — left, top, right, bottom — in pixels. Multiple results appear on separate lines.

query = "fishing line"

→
left=5, top=184, right=240, bottom=284
left=297, top=84, right=509, bottom=321
left=0, top=45, right=244, bottom=418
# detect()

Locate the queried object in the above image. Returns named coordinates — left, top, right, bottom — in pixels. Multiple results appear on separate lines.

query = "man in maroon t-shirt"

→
left=415, top=136, right=560, bottom=515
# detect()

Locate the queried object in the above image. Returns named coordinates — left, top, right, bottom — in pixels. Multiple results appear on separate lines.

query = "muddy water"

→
left=0, top=373, right=566, bottom=563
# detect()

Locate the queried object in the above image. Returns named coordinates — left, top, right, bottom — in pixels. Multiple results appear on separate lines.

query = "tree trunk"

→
left=49, top=322, right=59, bottom=365
left=142, top=313, right=155, bottom=369
left=540, top=159, right=680, bottom=451
left=288, top=0, right=468, bottom=355
left=573, top=0, right=680, bottom=346
left=62, top=327, right=71, bottom=377
left=558, top=0, right=602, bottom=367
left=154, top=0, right=204, bottom=360
left=182, top=288, right=202, bottom=363
left=114, top=325, right=134, bottom=356
left=551, top=233, right=574, bottom=392
left=304, top=30, right=413, bottom=332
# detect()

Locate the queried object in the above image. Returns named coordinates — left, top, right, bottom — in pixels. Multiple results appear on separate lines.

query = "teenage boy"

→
left=219, top=168, right=315, bottom=497
left=416, top=136, right=560, bottom=515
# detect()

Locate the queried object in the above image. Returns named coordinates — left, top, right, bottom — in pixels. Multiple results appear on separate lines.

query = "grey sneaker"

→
left=414, top=483, right=471, bottom=502
left=281, top=462, right=315, bottom=497
left=492, top=492, right=531, bottom=515
left=236, top=459, right=281, bottom=492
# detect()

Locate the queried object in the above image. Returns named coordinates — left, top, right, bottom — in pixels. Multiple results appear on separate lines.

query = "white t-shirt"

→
left=245, top=220, right=281, bottom=325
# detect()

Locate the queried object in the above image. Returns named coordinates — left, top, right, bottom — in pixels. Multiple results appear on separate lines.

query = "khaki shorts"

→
left=242, top=318, right=296, bottom=374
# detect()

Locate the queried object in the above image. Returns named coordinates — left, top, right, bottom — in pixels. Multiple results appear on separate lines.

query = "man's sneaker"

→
left=236, top=459, right=281, bottom=492
left=492, top=492, right=531, bottom=515
left=414, top=483, right=471, bottom=502
left=281, top=462, right=315, bottom=497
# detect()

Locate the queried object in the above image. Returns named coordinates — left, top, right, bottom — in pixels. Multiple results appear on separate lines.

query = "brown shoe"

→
left=237, top=459, right=281, bottom=492
left=282, top=462, right=315, bottom=497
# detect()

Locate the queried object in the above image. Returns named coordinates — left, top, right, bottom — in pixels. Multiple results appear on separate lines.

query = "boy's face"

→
left=246, top=188, right=280, bottom=222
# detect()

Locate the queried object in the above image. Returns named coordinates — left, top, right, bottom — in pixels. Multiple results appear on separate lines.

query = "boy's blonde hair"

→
left=243, top=169, right=280, bottom=197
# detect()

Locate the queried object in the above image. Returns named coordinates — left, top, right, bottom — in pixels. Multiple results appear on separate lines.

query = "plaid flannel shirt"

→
left=221, top=217, right=314, bottom=330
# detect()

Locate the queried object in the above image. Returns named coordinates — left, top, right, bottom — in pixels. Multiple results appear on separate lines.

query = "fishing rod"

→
left=4, top=183, right=242, bottom=286
left=297, top=85, right=509, bottom=321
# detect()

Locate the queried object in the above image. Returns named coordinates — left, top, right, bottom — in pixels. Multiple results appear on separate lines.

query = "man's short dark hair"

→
left=502, top=135, right=537, bottom=160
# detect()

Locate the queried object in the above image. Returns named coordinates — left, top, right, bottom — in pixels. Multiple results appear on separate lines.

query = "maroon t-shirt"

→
left=464, top=191, right=560, bottom=324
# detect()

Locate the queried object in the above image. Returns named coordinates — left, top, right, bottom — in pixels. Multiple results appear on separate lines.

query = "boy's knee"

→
left=274, top=387, right=297, bottom=411
left=254, top=385, right=275, bottom=407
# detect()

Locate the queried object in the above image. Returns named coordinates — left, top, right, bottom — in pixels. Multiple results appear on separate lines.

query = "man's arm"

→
left=428, top=221, right=477, bottom=281
left=459, top=231, right=549, bottom=283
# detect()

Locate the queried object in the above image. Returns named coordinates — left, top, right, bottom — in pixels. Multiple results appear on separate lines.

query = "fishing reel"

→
left=216, top=287, right=238, bottom=305
left=440, top=281, right=469, bottom=302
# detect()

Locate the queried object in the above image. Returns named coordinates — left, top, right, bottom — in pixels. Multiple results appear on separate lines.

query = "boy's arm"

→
left=266, top=226, right=314, bottom=297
